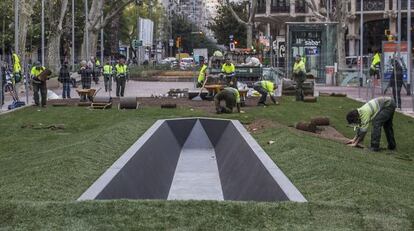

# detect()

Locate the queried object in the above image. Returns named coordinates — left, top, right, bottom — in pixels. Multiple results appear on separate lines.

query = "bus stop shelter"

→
left=286, top=22, right=338, bottom=84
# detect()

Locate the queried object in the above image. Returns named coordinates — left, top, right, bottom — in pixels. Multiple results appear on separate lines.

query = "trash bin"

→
left=325, top=66, right=335, bottom=85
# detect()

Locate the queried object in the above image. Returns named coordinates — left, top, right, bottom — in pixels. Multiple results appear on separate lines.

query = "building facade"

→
left=255, top=0, right=414, bottom=56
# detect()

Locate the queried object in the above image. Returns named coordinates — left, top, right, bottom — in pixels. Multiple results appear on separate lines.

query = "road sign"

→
left=229, top=35, right=234, bottom=39
left=169, top=39, right=174, bottom=47
left=229, top=43, right=235, bottom=51
left=133, top=39, right=142, bottom=49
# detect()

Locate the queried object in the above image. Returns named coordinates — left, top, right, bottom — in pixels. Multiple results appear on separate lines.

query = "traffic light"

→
left=234, top=40, right=238, bottom=47
left=176, top=36, right=181, bottom=48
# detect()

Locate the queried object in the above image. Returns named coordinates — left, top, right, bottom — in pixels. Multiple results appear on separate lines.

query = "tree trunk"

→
left=17, top=0, right=36, bottom=65
left=46, top=33, right=63, bottom=73
left=110, top=14, right=120, bottom=56
left=246, top=23, right=253, bottom=49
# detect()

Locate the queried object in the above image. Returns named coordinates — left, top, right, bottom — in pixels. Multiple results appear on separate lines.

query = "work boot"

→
left=257, top=102, right=267, bottom=106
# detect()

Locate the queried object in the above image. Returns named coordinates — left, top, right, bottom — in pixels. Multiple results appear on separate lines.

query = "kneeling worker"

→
left=253, top=80, right=276, bottom=106
left=214, top=87, right=240, bottom=114
left=346, top=97, right=396, bottom=152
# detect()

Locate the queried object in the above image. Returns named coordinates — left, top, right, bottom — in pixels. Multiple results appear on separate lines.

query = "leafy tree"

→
left=171, top=14, right=218, bottom=56
left=209, top=2, right=247, bottom=48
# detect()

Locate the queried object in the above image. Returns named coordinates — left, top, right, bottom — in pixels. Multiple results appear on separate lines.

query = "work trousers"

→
left=391, top=84, right=402, bottom=109
left=104, top=74, right=112, bottom=92
left=371, top=100, right=396, bottom=150
left=253, top=85, right=268, bottom=104
left=116, top=78, right=126, bottom=97
left=62, top=82, right=71, bottom=98
left=214, top=91, right=235, bottom=113
left=33, top=81, right=47, bottom=106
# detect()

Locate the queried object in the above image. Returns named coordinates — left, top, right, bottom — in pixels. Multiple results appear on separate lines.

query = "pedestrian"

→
left=30, top=62, right=47, bottom=107
left=103, top=60, right=113, bottom=92
left=346, top=97, right=396, bottom=152
left=253, top=80, right=276, bottom=106
left=78, top=60, right=93, bottom=101
left=197, top=60, right=208, bottom=88
left=58, top=61, right=71, bottom=99
left=293, top=55, right=306, bottom=101
left=214, top=87, right=240, bottom=114
left=389, top=58, right=404, bottom=109
left=115, top=58, right=128, bottom=97
left=221, top=58, right=236, bottom=88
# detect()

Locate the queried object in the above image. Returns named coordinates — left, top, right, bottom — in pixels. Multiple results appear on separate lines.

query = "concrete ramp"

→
left=79, top=118, right=306, bottom=202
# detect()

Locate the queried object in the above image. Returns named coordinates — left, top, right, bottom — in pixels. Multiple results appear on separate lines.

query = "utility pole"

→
left=72, top=0, right=75, bottom=71
left=395, top=0, right=401, bottom=109
left=100, top=7, right=104, bottom=64
left=359, top=0, right=363, bottom=100
left=85, top=0, right=90, bottom=59
left=409, top=0, right=414, bottom=111
left=41, top=0, right=45, bottom=65
left=14, top=0, right=19, bottom=55
left=2, top=14, right=5, bottom=61
left=136, top=2, right=140, bottom=66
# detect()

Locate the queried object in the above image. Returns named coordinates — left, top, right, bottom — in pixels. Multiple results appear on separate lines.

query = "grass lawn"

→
left=0, top=96, right=413, bottom=230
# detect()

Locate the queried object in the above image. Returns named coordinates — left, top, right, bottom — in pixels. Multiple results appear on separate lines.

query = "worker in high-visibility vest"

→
left=214, top=87, right=241, bottom=114
left=253, top=80, right=277, bottom=106
left=346, top=97, right=396, bottom=152
left=115, top=58, right=128, bottom=97
left=370, top=50, right=381, bottom=78
left=103, top=61, right=114, bottom=92
left=293, top=55, right=306, bottom=101
left=197, top=60, right=208, bottom=88
left=30, top=62, right=47, bottom=107
left=12, top=53, right=22, bottom=84
left=221, top=58, right=237, bottom=88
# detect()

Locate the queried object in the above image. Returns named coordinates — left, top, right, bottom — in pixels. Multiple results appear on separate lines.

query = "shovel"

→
left=192, top=75, right=208, bottom=101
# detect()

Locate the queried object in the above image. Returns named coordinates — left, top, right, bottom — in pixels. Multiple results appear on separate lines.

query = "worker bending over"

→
left=221, top=58, right=237, bottom=88
left=30, top=62, right=47, bottom=107
left=197, top=60, right=208, bottom=88
left=346, top=97, right=396, bottom=152
left=253, top=80, right=276, bottom=106
left=214, top=87, right=240, bottom=114
left=293, top=55, right=306, bottom=101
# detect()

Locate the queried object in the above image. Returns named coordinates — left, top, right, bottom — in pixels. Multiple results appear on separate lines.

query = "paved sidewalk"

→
left=1, top=80, right=195, bottom=112
left=316, top=86, right=414, bottom=118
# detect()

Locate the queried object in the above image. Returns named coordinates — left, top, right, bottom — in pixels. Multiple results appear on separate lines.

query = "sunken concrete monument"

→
left=78, top=118, right=306, bottom=202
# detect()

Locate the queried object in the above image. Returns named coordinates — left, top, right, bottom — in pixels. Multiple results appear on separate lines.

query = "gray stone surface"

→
left=168, top=120, right=224, bottom=200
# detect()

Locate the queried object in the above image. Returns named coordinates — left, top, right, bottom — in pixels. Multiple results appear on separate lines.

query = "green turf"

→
left=0, top=96, right=413, bottom=230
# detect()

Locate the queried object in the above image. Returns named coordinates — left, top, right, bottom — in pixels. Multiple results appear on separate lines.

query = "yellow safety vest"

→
left=293, top=60, right=305, bottom=74
left=31, top=66, right=46, bottom=77
left=115, top=64, right=127, bottom=76
left=103, top=65, right=113, bottom=74
left=261, top=80, right=274, bottom=93
left=12, top=54, right=21, bottom=73
left=224, top=87, right=240, bottom=103
left=198, top=64, right=208, bottom=83
left=357, top=97, right=393, bottom=132
left=371, top=53, right=381, bottom=69
left=96, top=60, right=101, bottom=66
left=221, top=63, right=235, bottom=74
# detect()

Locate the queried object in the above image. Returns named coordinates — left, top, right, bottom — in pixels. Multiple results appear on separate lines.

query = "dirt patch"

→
left=47, top=97, right=263, bottom=114
left=244, top=119, right=280, bottom=133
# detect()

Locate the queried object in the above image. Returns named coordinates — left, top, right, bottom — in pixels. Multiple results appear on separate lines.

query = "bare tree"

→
left=226, top=0, right=257, bottom=49
left=80, top=0, right=134, bottom=60
left=46, top=0, right=69, bottom=73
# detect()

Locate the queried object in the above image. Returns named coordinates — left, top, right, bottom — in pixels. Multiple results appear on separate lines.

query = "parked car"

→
left=179, top=57, right=195, bottom=70
left=345, top=56, right=370, bottom=69
left=160, top=57, right=177, bottom=64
